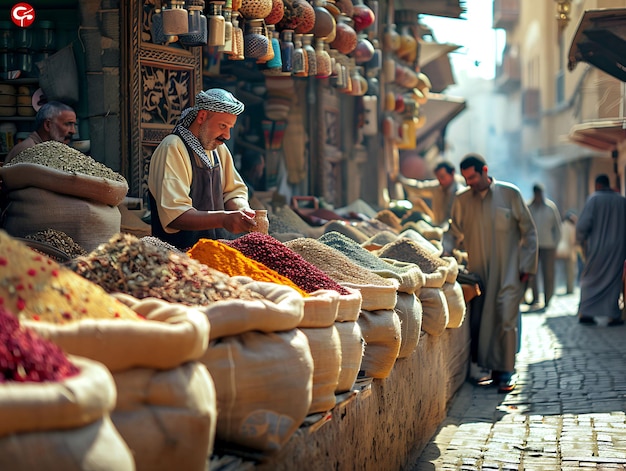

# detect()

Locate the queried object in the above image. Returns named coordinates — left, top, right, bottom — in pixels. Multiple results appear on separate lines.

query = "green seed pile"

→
left=318, top=231, right=415, bottom=275
left=284, top=238, right=395, bottom=286
left=323, top=220, right=368, bottom=244
left=7, top=141, right=127, bottom=183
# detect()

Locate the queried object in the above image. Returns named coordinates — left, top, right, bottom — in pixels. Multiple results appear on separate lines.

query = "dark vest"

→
left=149, top=131, right=224, bottom=251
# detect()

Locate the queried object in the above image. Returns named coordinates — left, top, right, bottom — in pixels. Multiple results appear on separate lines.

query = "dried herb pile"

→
left=70, top=233, right=263, bottom=305
left=0, top=307, right=79, bottom=383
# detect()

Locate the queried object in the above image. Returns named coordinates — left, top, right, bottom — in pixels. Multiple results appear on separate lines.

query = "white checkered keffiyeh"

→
left=173, top=88, right=245, bottom=168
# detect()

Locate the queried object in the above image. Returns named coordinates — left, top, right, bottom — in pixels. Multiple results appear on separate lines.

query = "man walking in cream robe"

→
left=448, top=154, right=538, bottom=393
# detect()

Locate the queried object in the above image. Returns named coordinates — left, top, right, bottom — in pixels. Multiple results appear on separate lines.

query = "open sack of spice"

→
left=0, top=307, right=135, bottom=471
left=0, top=231, right=218, bottom=471
left=0, top=141, right=128, bottom=251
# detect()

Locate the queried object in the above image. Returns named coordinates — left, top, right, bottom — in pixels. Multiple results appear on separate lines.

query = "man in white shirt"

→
left=148, top=89, right=257, bottom=250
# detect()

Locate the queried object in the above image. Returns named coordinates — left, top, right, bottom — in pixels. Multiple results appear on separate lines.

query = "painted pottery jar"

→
left=265, top=0, right=285, bottom=25
left=277, top=0, right=316, bottom=34
left=329, top=14, right=357, bottom=54
left=239, top=0, right=273, bottom=20
left=312, top=0, right=336, bottom=40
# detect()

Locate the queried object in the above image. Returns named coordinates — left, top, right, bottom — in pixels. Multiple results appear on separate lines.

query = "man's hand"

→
left=519, top=272, right=530, bottom=283
left=223, top=210, right=257, bottom=234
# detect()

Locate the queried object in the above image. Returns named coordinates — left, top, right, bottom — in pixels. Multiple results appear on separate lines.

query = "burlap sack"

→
left=377, top=258, right=426, bottom=294
left=111, top=362, right=216, bottom=471
left=357, top=309, right=402, bottom=379
left=0, top=356, right=134, bottom=471
left=204, top=278, right=305, bottom=339
left=2, top=187, right=121, bottom=252
left=202, top=329, right=314, bottom=453
left=395, top=292, right=423, bottom=358
left=300, top=289, right=340, bottom=328
left=0, top=416, right=135, bottom=471
left=442, top=281, right=466, bottom=329
left=26, top=295, right=210, bottom=373
left=442, top=256, right=459, bottom=284
left=422, top=265, right=448, bottom=288
left=299, top=325, right=342, bottom=414
left=340, top=280, right=399, bottom=311
left=335, top=287, right=363, bottom=322
left=334, top=321, right=364, bottom=393
left=419, top=287, right=449, bottom=336
left=0, top=162, right=128, bottom=206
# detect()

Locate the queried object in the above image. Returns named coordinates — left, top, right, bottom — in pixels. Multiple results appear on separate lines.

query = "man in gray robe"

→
left=576, top=174, right=626, bottom=326
left=448, top=154, right=538, bottom=393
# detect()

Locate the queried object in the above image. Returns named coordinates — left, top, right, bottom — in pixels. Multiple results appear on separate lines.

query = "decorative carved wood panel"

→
left=123, top=1, right=202, bottom=199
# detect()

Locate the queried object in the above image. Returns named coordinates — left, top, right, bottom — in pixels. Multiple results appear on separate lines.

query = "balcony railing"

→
left=493, top=0, right=520, bottom=30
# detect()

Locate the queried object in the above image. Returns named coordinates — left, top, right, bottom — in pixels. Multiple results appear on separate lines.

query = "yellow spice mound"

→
left=187, top=238, right=308, bottom=297
left=0, top=230, right=141, bottom=324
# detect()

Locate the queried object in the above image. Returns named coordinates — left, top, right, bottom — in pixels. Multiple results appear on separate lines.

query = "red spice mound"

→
left=0, top=307, right=80, bottom=383
left=225, top=232, right=350, bottom=295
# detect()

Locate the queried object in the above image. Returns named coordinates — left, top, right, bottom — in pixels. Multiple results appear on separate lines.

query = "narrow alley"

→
left=414, top=289, right=626, bottom=470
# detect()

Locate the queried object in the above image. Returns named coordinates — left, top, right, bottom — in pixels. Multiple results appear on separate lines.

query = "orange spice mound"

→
left=187, top=238, right=309, bottom=297
left=0, top=230, right=141, bottom=324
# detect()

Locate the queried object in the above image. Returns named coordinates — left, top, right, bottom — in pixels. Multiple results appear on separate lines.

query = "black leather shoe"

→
left=579, top=317, right=597, bottom=325
left=608, top=319, right=625, bottom=327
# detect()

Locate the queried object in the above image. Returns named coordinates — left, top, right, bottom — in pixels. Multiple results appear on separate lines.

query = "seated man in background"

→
left=4, top=101, right=77, bottom=164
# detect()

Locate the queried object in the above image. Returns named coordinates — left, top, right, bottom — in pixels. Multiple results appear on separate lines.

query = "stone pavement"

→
left=412, top=288, right=626, bottom=471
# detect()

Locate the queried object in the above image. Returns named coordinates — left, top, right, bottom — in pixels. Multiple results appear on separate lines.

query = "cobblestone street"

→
left=413, top=289, right=626, bottom=470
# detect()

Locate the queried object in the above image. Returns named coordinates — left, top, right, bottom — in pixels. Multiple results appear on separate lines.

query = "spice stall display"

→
left=284, top=236, right=398, bottom=311
left=0, top=141, right=128, bottom=252
left=318, top=231, right=424, bottom=295
left=1, top=232, right=216, bottom=471
left=0, top=308, right=135, bottom=471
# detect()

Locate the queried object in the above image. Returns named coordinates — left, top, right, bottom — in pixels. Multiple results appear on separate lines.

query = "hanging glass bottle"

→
left=206, top=1, right=226, bottom=47
left=257, top=23, right=275, bottom=64
left=151, top=4, right=167, bottom=44
left=180, top=0, right=208, bottom=46
left=265, top=26, right=282, bottom=69
left=301, top=34, right=316, bottom=77
left=244, top=19, right=269, bottom=60
left=230, top=12, right=245, bottom=59
left=292, top=33, right=307, bottom=77
left=162, top=0, right=189, bottom=35
left=280, top=29, right=294, bottom=73
left=220, top=6, right=234, bottom=53
left=314, top=38, right=331, bottom=78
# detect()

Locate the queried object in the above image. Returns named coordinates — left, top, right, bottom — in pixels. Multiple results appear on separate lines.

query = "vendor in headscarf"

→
left=148, top=88, right=257, bottom=251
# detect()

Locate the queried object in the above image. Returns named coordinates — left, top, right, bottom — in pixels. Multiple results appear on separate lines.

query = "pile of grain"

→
left=7, top=141, right=127, bottom=184
left=318, top=231, right=415, bottom=275
left=377, top=238, right=448, bottom=274
left=284, top=238, right=396, bottom=287
left=25, top=229, right=87, bottom=258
